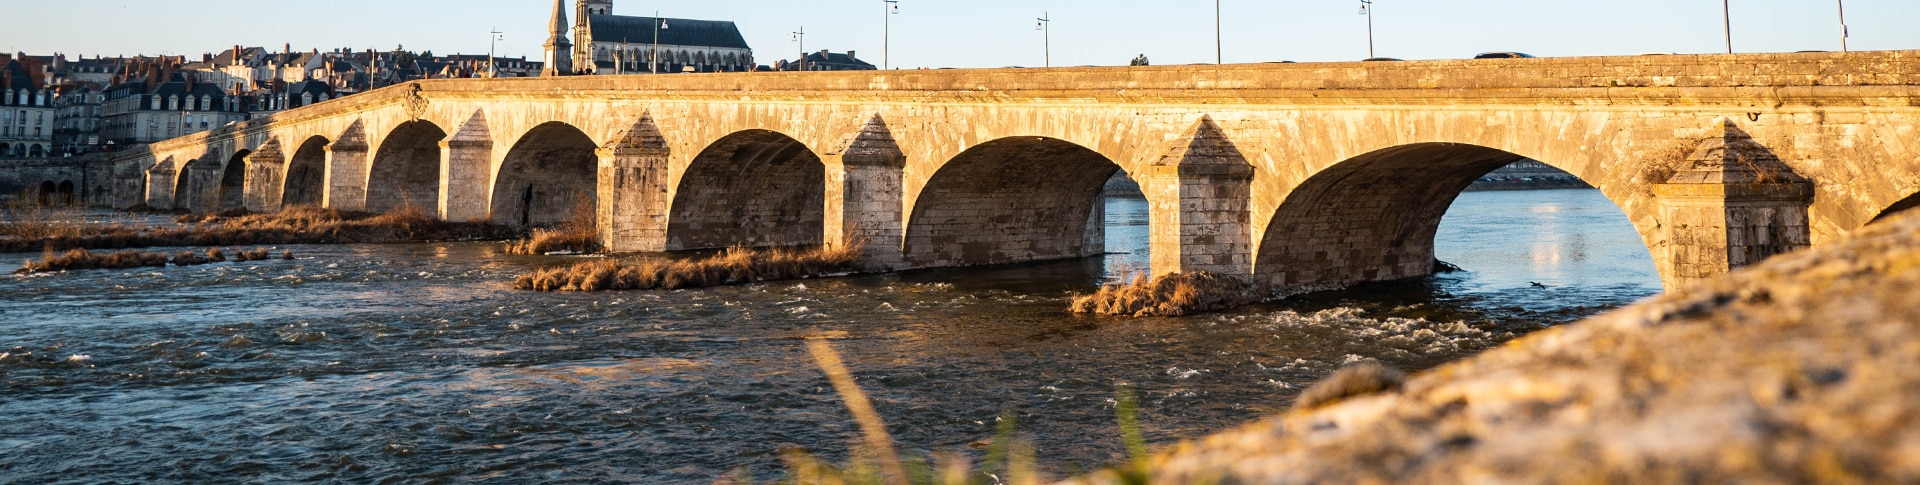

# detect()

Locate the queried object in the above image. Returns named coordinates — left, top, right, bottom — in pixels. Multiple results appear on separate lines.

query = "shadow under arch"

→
left=1869, top=192, right=1920, bottom=225
left=36, top=181, right=55, bottom=206
left=368, top=120, right=447, bottom=214
left=904, top=136, right=1124, bottom=269
left=215, top=149, right=252, bottom=211
left=173, top=160, right=199, bottom=210
left=57, top=181, right=75, bottom=206
left=282, top=136, right=330, bottom=208
left=1254, top=142, right=1651, bottom=290
left=492, top=122, right=598, bottom=227
left=667, top=129, right=824, bottom=250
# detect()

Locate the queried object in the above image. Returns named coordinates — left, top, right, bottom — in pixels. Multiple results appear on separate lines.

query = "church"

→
left=543, top=0, right=756, bottom=75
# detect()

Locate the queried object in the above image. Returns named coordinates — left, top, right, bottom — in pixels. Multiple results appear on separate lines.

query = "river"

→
left=0, top=189, right=1659, bottom=482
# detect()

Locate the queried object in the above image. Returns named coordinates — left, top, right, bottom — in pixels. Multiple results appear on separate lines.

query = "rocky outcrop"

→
left=1073, top=210, right=1920, bottom=484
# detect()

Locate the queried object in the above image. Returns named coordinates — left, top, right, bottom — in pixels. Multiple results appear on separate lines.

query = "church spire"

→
left=541, top=0, right=573, bottom=76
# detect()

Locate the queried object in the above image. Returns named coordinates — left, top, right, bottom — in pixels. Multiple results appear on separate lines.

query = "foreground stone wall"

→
left=0, top=156, right=113, bottom=206
left=1074, top=210, right=1920, bottom=484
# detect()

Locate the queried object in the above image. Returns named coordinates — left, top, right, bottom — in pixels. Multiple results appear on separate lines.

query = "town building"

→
left=776, top=50, right=877, bottom=72
left=51, top=83, right=103, bottom=155
left=100, top=63, right=250, bottom=145
left=0, top=57, right=55, bottom=158
left=545, top=0, right=755, bottom=75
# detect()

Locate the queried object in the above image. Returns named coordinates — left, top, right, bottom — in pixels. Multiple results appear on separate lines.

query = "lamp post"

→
left=791, top=27, right=806, bottom=71
left=1358, top=0, right=1375, bottom=59
left=652, top=12, right=668, bottom=74
left=1837, top=0, right=1849, bottom=52
left=1723, top=0, right=1733, bottom=54
left=1036, top=12, right=1051, bottom=68
left=1215, top=0, right=1223, bottom=64
left=487, top=27, right=503, bottom=78
left=884, top=0, right=899, bottom=70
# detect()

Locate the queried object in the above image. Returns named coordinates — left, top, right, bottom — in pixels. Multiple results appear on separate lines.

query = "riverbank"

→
left=1072, top=211, right=1920, bottom=484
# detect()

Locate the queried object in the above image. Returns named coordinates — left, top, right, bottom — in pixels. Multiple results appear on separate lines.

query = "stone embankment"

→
left=1072, top=210, right=1920, bottom=483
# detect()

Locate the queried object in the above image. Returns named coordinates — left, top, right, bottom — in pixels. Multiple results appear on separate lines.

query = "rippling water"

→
left=0, top=189, right=1659, bottom=482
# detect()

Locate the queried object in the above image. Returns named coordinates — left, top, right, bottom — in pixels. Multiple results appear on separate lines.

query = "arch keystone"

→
left=824, top=115, right=907, bottom=270
left=598, top=113, right=672, bottom=252
left=1653, top=119, right=1813, bottom=289
left=1144, top=115, right=1255, bottom=277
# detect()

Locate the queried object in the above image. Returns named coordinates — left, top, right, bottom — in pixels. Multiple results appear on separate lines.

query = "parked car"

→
left=1473, top=52, right=1535, bottom=59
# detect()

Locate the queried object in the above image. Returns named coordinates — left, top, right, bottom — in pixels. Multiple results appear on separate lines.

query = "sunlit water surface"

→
left=0, top=189, right=1659, bottom=482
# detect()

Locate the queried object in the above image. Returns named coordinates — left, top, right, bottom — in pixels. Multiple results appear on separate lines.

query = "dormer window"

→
left=168, top=96, right=178, bottom=110
left=199, top=96, right=210, bottom=111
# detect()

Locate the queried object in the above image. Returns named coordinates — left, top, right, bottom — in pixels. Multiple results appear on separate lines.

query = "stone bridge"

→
left=112, top=51, right=1920, bottom=293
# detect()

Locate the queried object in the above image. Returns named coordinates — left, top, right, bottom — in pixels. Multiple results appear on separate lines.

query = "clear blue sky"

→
left=10, top=1, right=1918, bottom=68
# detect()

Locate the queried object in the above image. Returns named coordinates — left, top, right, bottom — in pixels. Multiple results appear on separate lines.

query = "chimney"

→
left=847, top=50, right=856, bottom=61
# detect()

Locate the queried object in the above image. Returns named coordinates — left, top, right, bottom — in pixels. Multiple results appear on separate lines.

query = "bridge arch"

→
left=35, top=181, right=55, bottom=205
left=282, top=136, right=329, bottom=208
left=904, top=136, right=1124, bottom=268
left=1870, top=192, right=1920, bottom=225
left=57, top=181, right=74, bottom=206
left=173, top=159, right=201, bottom=210
left=216, top=149, right=251, bottom=211
left=1253, top=142, right=1657, bottom=290
left=491, top=122, right=598, bottom=227
left=367, top=120, right=447, bottom=214
left=667, top=129, right=824, bottom=250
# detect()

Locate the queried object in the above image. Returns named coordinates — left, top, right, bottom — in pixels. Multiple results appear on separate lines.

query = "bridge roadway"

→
left=112, top=50, right=1920, bottom=293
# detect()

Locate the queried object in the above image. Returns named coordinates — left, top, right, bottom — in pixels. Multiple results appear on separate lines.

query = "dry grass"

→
left=14, top=246, right=291, bottom=274
left=14, top=248, right=170, bottom=274
left=514, top=243, right=863, bottom=292
left=0, top=203, right=92, bottom=240
left=0, top=205, right=518, bottom=253
left=1069, top=272, right=1262, bottom=317
left=504, top=198, right=602, bottom=255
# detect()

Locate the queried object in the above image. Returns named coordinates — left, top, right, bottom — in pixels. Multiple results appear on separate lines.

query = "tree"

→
left=1130, top=54, right=1150, bottom=66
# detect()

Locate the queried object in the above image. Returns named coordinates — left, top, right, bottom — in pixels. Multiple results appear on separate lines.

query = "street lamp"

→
left=1036, top=12, right=1051, bottom=68
left=884, top=0, right=899, bottom=70
left=791, top=27, right=807, bottom=71
left=1358, top=0, right=1375, bottom=59
left=1837, top=0, right=1849, bottom=52
left=1215, top=0, right=1222, bottom=65
left=487, top=27, right=503, bottom=78
left=1723, top=0, right=1733, bottom=54
left=652, top=12, right=669, bottom=74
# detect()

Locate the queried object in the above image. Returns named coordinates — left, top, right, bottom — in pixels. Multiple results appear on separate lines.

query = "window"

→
left=151, top=96, right=161, bottom=110
left=168, top=96, right=178, bottom=110
left=199, top=96, right=209, bottom=111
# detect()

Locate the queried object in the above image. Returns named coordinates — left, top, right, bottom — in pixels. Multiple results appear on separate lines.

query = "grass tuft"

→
left=0, top=205, right=517, bottom=253
left=514, top=243, right=864, bottom=292
left=504, top=197, right=602, bottom=255
left=1069, top=272, right=1261, bottom=317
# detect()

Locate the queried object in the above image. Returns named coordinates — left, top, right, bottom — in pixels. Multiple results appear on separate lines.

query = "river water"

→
left=0, top=189, right=1659, bottom=482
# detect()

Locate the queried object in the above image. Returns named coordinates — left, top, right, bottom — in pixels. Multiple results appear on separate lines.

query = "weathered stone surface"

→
left=1070, top=210, right=1920, bottom=484
left=111, top=51, right=1920, bottom=287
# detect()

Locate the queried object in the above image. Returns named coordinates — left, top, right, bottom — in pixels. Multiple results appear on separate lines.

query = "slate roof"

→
left=586, top=15, right=750, bottom=49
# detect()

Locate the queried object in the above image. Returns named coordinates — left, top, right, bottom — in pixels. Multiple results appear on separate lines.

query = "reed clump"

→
left=14, top=248, right=170, bottom=274
left=0, top=203, right=91, bottom=240
left=514, top=243, right=863, bottom=292
left=0, top=206, right=517, bottom=253
left=1069, top=272, right=1262, bottom=317
left=503, top=200, right=602, bottom=255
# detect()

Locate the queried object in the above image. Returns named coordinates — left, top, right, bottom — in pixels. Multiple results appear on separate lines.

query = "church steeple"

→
left=541, top=0, right=573, bottom=76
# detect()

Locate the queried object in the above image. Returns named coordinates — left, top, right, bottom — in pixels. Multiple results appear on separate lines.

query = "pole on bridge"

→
left=884, top=0, right=898, bottom=70
left=1838, top=0, right=1849, bottom=53
left=1215, top=0, right=1223, bottom=65
left=1036, top=12, right=1051, bottom=68
left=1723, top=0, right=1733, bottom=54
left=1359, top=0, right=1375, bottom=59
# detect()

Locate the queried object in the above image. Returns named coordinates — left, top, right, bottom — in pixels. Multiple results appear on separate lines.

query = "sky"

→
left=8, top=0, right=1918, bottom=68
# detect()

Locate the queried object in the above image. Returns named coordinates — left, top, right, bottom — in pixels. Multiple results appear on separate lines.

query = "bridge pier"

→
left=597, top=116, right=672, bottom=252
left=439, top=114, right=493, bottom=222
left=323, top=132, right=370, bottom=212
left=1653, top=122, right=1813, bottom=289
left=823, top=116, right=907, bottom=271
left=144, top=161, right=176, bottom=210
left=242, top=144, right=285, bottom=212
left=1145, top=117, right=1255, bottom=278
